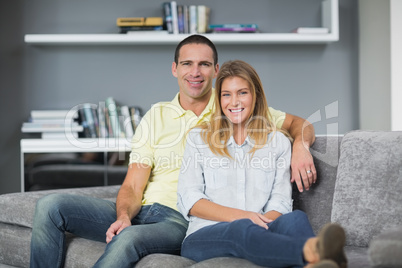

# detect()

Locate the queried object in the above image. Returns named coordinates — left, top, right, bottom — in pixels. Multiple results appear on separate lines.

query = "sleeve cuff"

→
left=177, top=192, right=210, bottom=220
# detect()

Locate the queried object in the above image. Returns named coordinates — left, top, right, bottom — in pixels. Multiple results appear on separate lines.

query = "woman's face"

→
left=220, top=76, right=253, bottom=129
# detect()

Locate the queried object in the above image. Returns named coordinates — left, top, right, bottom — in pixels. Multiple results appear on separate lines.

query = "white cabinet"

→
left=24, top=0, right=338, bottom=45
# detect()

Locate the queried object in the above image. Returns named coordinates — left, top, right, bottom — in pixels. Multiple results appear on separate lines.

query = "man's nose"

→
left=190, top=65, right=201, bottom=76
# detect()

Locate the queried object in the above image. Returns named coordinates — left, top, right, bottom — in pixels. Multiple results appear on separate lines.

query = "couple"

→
left=30, top=35, right=346, bottom=268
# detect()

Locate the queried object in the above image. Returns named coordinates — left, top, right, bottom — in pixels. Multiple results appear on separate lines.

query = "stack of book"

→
left=162, top=2, right=210, bottom=34
left=78, top=97, right=142, bottom=139
left=21, top=110, right=83, bottom=139
left=209, top=23, right=259, bottom=34
left=117, top=17, right=166, bottom=34
left=22, top=98, right=143, bottom=140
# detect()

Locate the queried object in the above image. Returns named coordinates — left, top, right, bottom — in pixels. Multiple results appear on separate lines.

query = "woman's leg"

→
left=181, top=214, right=312, bottom=268
left=268, top=210, right=315, bottom=239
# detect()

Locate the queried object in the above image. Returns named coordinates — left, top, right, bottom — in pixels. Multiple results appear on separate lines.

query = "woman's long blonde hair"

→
left=198, top=60, right=289, bottom=158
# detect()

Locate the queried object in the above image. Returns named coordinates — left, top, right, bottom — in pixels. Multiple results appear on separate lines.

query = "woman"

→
left=177, top=60, right=347, bottom=268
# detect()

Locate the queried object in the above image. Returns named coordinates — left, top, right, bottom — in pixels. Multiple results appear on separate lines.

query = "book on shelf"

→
left=197, top=5, right=210, bottom=34
left=22, top=100, right=143, bottom=140
left=161, top=2, right=210, bottom=35
left=21, top=122, right=83, bottom=133
left=209, top=23, right=259, bottom=33
left=170, top=1, right=179, bottom=34
left=119, top=26, right=165, bottom=34
left=292, top=27, right=329, bottom=34
left=105, top=97, right=123, bottom=138
left=120, top=105, right=134, bottom=138
left=162, top=2, right=174, bottom=34
left=116, top=17, right=163, bottom=27
left=41, top=132, right=79, bottom=139
left=189, top=5, right=197, bottom=34
left=103, top=97, right=143, bottom=139
left=177, top=5, right=185, bottom=34
left=183, top=5, right=189, bottom=34
left=81, top=103, right=99, bottom=138
left=126, top=30, right=168, bottom=35
left=30, top=109, right=78, bottom=120
left=116, top=17, right=164, bottom=34
left=22, top=109, right=83, bottom=139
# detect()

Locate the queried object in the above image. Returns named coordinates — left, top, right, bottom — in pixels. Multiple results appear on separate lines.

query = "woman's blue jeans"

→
left=181, top=210, right=315, bottom=268
left=30, top=193, right=188, bottom=268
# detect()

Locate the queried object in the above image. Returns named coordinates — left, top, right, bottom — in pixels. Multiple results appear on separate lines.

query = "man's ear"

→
left=214, top=63, right=220, bottom=78
left=172, top=62, right=178, bottom=77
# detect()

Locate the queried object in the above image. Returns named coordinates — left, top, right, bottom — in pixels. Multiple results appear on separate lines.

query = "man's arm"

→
left=281, top=113, right=316, bottom=192
left=105, top=163, right=151, bottom=243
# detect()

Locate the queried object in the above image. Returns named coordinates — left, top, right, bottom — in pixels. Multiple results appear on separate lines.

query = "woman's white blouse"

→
left=177, top=128, right=293, bottom=238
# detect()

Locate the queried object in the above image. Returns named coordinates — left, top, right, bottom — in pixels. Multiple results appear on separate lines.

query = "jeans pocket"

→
left=143, top=203, right=187, bottom=226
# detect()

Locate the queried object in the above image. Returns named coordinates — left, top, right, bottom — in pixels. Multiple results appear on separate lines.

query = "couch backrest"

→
left=292, top=135, right=343, bottom=234
left=331, top=130, right=402, bottom=247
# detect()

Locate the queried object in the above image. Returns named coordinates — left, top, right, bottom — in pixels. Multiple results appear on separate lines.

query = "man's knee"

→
left=36, top=194, right=64, bottom=214
left=34, top=193, right=75, bottom=224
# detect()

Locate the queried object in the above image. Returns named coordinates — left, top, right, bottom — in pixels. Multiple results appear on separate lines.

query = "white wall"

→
left=391, top=0, right=402, bottom=131
left=359, top=0, right=402, bottom=131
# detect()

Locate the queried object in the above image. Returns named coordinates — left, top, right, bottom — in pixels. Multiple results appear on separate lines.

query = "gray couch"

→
left=1, top=130, right=401, bottom=268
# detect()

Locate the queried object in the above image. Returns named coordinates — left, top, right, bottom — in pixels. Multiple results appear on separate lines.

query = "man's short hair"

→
left=174, top=34, right=218, bottom=66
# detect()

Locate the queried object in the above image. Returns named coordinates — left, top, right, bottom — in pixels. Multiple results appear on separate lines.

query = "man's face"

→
left=172, top=43, right=219, bottom=101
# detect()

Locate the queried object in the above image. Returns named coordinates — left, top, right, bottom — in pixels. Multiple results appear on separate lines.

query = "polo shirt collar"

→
left=171, top=89, right=216, bottom=119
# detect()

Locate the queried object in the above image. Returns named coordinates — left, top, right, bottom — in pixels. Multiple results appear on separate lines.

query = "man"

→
left=30, top=34, right=316, bottom=267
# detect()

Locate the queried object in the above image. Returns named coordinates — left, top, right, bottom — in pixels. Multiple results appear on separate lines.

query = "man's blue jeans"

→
left=30, top=193, right=188, bottom=268
left=181, top=210, right=315, bottom=268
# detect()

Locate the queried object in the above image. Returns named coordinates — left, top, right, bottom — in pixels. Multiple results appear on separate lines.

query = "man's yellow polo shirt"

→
left=129, top=90, right=286, bottom=211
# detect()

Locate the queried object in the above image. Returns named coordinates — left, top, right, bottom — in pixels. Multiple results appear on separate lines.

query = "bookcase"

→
left=24, top=0, right=338, bottom=45
left=20, top=138, right=131, bottom=192
left=19, top=0, right=340, bottom=191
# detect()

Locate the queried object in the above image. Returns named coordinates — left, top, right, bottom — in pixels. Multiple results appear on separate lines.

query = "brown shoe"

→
left=316, top=223, right=347, bottom=268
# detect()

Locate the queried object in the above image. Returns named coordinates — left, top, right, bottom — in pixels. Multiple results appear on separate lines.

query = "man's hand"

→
left=290, top=140, right=317, bottom=192
left=106, top=217, right=131, bottom=243
left=280, top=113, right=316, bottom=192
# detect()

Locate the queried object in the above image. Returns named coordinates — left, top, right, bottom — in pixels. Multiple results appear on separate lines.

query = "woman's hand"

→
left=240, top=211, right=273, bottom=229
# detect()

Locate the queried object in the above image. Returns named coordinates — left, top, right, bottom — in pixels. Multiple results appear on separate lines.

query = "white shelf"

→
left=24, top=32, right=338, bottom=45
left=21, top=138, right=132, bottom=153
left=24, top=0, right=338, bottom=45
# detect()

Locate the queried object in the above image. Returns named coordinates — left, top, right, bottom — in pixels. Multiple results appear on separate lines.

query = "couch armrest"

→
left=0, top=185, right=120, bottom=228
left=369, top=226, right=402, bottom=268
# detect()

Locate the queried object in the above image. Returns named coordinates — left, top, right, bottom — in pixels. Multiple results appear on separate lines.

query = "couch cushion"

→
left=136, top=254, right=195, bottom=268
left=0, top=223, right=31, bottom=267
left=0, top=185, right=120, bottom=228
left=331, top=131, right=402, bottom=247
left=368, top=226, right=402, bottom=268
